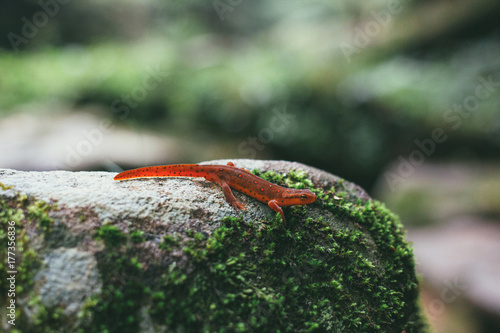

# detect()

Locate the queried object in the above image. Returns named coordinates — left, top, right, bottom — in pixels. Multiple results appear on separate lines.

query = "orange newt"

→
left=114, top=162, right=316, bottom=224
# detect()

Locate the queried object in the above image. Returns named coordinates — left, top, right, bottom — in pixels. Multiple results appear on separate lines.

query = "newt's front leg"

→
left=268, top=200, right=286, bottom=224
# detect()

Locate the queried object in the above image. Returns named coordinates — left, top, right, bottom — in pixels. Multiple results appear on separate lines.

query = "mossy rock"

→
left=0, top=159, right=429, bottom=332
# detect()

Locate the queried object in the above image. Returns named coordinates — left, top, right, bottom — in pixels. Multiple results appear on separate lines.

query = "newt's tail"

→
left=114, top=164, right=202, bottom=181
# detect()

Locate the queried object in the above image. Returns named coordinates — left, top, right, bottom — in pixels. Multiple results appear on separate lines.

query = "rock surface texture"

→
left=0, top=159, right=429, bottom=332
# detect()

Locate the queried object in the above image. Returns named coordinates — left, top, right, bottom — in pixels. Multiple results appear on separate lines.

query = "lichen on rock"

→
left=0, top=159, right=429, bottom=332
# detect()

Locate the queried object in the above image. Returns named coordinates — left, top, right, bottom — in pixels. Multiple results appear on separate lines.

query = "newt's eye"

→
left=300, top=194, right=307, bottom=200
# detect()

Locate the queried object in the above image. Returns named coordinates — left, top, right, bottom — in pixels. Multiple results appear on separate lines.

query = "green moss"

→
left=0, top=185, right=63, bottom=332
left=21, top=294, right=69, bottom=332
left=130, top=230, right=145, bottom=243
left=94, top=225, right=127, bottom=247
left=147, top=205, right=425, bottom=331
left=1, top=183, right=57, bottom=234
left=27, top=200, right=56, bottom=232
left=82, top=248, right=146, bottom=333
left=159, top=233, right=181, bottom=252
left=83, top=227, right=150, bottom=332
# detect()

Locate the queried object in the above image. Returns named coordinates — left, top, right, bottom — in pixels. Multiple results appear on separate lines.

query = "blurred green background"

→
left=1, top=0, right=500, bottom=332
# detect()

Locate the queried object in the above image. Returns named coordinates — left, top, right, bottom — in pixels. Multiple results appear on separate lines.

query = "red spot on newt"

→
left=114, top=162, right=316, bottom=224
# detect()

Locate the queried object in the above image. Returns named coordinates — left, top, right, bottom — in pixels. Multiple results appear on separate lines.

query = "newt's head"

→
left=282, top=189, right=317, bottom=206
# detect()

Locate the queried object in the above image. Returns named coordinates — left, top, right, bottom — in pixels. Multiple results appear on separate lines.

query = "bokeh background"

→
left=1, top=1, right=500, bottom=332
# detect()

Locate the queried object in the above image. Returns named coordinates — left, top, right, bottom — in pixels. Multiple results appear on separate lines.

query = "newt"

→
left=114, top=162, right=316, bottom=224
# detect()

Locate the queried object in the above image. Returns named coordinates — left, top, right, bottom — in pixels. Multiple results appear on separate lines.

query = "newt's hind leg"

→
left=226, top=161, right=250, bottom=173
left=219, top=178, right=246, bottom=211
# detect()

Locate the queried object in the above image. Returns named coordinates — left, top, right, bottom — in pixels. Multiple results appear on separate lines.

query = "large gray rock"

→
left=0, top=159, right=428, bottom=332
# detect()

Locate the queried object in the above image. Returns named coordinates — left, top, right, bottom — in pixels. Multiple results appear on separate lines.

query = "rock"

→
left=0, top=159, right=429, bottom=332
left=0, top=109, right=184, bottom=171
left=34, top=248, right=102, bottom=318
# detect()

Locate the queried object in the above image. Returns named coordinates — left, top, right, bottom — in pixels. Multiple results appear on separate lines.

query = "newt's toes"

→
left=234, top=202, right=246, bottom=211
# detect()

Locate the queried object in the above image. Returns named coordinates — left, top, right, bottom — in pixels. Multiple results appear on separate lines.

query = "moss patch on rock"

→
left=0, top=183, right=65, bottom=332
